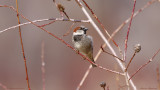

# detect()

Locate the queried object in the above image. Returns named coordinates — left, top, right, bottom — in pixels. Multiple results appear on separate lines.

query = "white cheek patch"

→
left=73, top=30, right=84, bottom=35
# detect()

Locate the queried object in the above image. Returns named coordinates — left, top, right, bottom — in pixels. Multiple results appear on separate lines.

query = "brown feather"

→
left=73, top=27, right=81, bottom=32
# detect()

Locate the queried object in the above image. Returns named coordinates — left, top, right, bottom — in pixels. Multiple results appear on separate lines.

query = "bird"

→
left=72, top=26, right=96, bottom=67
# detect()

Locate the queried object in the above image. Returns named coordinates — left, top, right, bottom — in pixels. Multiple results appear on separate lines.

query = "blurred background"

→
left=0, top=0, right=160, bottom=90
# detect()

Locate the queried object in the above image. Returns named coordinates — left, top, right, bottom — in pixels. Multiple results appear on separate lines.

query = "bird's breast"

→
left=73, top=35, right=83, bottom=42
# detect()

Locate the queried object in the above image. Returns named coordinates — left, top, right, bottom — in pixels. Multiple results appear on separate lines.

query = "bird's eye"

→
left=80, top=27, right=84, bottom=30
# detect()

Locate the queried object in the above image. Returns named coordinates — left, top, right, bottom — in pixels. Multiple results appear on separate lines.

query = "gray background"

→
left=0, top=0, right=160, bottom=90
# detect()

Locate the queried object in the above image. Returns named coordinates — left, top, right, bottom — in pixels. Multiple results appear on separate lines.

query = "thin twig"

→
left=125, top=52, right=136, bottom=72
left=75, top=0, right=136, bottom=90
left=53, top=0, right=70, bottom=19
left=111, top=0, right=158, bottom=40
left=129, top=48, right=160, bottom=80
left=125, top=44, right=141, bottom=72
left=38, top=20, right=56, bottom=27
left=101, top=45, right=124, bottom=62
left=0, top=83, right=8, bottom=90
left=57, top=3, right=70, bottom=19
left=0, top=18, right=89, bottom=34
left=76, top=65, right=92, bottom=90
left=63, top=22, right=75, bottom=36
left=124, top=1, right=137, bottom=89
left=76, top=0, right=157, bottom=89
left=157, top=67, right=160, bottom=90
left=41, top=41, right=46, bottom=90
left=16, top=1, right=30, bottom=90
left=0, top=5, right=123, bottom=76
left=53, top=0, right=64, bottom=18
left=76, top=44, right=106, bottom=90
left=81, top=0, right=123, bottom=61
left=124, top=0, right=136, bottom=61
left=100, top=82, right=106, bottom=90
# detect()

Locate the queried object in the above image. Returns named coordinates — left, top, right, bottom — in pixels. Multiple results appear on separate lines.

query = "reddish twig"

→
left=118, top=85, right=129, bottom=90
left=129, top=48, right=160, bottom=80
left=76, top=44, right=106, bottom=90
left=111, top=0, right=157, bottom=54
left=75, top=1, right=136, bottom=89
left=53, top=0, right=64, bottom=18
left=0, top=5, right=124, bottom=76
left=16, top=1, right=30, bottom=90
left=53, top=0, right=70, bottom=19
left=125, top=52, right=136, bottom=72
left=63, top=22, right=75, bottom=36
left=38, top=20, right=56, bottom=27
left=157, top=67, right=160, bottom=90
left=57, top=3, right=70, bottom=19
left=0, top=83, right=8, bottom=90
left=100, top=82, right=106, bottom=90
left=0, top=18, right=90, bottom=34
left=76, top=0, right=157, bottom=90
left=101, top=45, right=124, bottom=62
left=124, top=0, right=136, bottom=61
left=125, top=44, right=141, bottom=72
left=81, top=0, right=122, bottom=58
left=76, top=65, right=92, bottom=90
left=41, top=41, right=46, bottom=90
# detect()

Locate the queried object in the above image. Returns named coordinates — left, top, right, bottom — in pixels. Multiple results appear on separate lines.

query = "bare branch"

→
left=124, top=0, right=136, bottom=61
left=0, top=83, right=8, bottom=90
left=63, top=22, right=75, bottom=36
left=16, top=1, right=30, bottom=90
left=0, top=18, right=89, bottom=34
left=75, top=0, right=137, bottom=90
left=129, top=48, right=160, bottom=80
left=101, top=45, right=124, bottom=62
left=41, top=41, right=46, bottom=90
left=0, top=4, right=123, bottom=78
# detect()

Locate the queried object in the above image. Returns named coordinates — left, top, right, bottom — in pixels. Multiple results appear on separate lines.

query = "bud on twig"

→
left=125, top=44, right=141, bottom=72
left=57, top=4, right=65, bottom=12
left=100, top=82, right=106, bottom=90
left=134, top=44, right=141, bottom=53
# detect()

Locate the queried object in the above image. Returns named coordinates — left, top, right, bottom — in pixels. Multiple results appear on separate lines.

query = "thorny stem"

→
left=129, top=48, right=160, bottom=80
left=16, top=1, right=30, bottom=90
left=124, top=0, right=136, bottom=61
left=75, top=0, right=136, bottom=90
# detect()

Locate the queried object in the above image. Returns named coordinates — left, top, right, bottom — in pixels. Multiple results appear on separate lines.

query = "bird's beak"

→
left=84, top=28, right=88, bottom=31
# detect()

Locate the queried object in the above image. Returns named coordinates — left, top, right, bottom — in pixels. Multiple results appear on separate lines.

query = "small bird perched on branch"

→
left=72, top=26, right=96, bottom=67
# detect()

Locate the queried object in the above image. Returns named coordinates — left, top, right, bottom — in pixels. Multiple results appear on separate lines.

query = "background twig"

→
left=129, top=48, right=160, bottom=80
left=16, top=1, right=30, bottom=90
